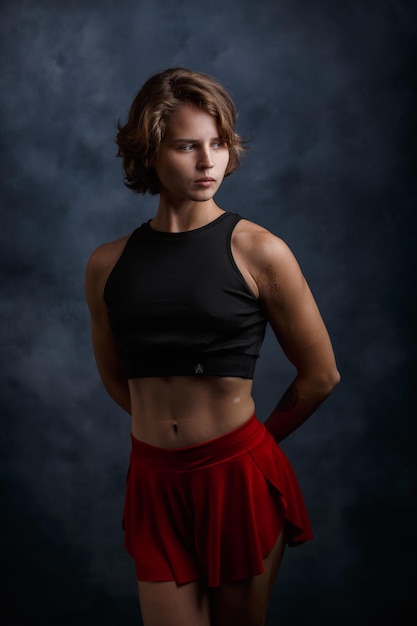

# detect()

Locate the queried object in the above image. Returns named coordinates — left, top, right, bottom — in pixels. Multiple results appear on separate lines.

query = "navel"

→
left=172, top=422, right=178, bottom=435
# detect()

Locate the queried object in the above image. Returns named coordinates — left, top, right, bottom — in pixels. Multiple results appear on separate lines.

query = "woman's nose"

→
left=197, top=148, right=214, bottom=169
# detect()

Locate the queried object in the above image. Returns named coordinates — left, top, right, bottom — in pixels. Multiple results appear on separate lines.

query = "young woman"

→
left=85, top=67, right=340, bottom=626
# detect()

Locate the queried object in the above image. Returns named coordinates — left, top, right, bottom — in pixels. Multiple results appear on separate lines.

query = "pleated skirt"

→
left=123, top=414, right=313, bottom=587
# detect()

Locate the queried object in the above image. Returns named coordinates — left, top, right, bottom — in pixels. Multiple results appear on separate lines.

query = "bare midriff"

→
left=128, top=376, right=255, bottom=448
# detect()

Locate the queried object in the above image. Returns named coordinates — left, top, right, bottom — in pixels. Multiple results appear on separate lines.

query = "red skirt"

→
left=123, top=414, right=313, bottom=587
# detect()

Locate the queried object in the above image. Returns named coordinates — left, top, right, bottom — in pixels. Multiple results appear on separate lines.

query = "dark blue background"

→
left=1, top=1, right=416, bottom=624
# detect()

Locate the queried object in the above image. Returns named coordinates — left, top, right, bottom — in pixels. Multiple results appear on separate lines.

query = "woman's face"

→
left=152, top=103, right=230, bottom=204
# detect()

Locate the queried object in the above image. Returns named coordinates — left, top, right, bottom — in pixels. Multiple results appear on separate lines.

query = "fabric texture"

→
left=123, top=415, right=313, bottom=587
left=103, top=212, right=267, bottom=379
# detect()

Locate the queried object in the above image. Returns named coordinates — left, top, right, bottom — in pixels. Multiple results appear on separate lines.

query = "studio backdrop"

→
left=1, top=1, right=416, bottom=624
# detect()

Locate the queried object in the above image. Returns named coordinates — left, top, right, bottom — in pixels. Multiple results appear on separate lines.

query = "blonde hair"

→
left=116, top=67, right=247, bottom=194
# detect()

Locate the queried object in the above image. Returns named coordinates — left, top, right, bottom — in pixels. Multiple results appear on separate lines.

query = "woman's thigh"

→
left=210, top=531, right=286, bottom=626
left=138, top=579, right=211, bottom=626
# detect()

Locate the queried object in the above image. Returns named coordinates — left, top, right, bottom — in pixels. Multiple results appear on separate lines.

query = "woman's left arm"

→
left=249, top=227, right=341, bottom=442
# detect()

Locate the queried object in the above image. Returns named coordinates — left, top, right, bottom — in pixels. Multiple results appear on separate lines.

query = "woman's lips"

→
left=194, top=177, right=216, bottom=187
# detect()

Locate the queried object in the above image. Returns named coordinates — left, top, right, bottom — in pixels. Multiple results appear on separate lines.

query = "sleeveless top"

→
left=103, top=212, right=267, bottom=379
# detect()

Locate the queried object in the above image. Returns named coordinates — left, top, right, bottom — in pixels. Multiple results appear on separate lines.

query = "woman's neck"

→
left=150, top=200, right=224, bottom=233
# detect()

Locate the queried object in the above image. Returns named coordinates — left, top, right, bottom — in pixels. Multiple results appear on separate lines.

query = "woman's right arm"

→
left=85, top=243, right=131, bottom=414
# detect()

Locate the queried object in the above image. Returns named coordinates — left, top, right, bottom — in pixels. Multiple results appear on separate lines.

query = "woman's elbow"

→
left=321, top=366, right=341, bottom=395
left=303, top=364, right=340, bottom=398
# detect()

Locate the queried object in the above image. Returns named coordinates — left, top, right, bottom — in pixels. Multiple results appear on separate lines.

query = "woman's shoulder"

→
left=87, top=234, right=130, bottom=272
left=233, top=216, right=292, bottom=263
left=233, top=216, right=306, bottom=305
left=85, top=234, right=132, bottom=297
left=85, top=234, right=132, bottom=312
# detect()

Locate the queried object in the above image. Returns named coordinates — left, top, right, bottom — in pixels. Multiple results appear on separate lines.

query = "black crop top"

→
left=103, top=211, right=267, bottom=379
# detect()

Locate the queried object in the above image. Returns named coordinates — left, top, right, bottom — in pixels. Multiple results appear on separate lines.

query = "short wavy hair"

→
left=116, top=67, right=247, bottom=195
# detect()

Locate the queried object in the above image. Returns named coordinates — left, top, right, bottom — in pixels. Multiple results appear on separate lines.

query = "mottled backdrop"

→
left=1, top=0, right=416, bottom=624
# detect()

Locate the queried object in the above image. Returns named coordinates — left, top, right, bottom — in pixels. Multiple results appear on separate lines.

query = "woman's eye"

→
left=180, top=144, right=195, bottom=151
